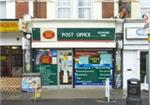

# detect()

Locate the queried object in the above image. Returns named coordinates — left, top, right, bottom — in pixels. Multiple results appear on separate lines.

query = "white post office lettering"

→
left=62, top=32, right=74, bottom=37
left=76, top=32, right=91, bottom=37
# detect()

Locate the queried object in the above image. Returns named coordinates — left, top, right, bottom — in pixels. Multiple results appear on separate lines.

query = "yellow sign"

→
left=0, top=56, right=7, bottom=61
left=147, top=34, right=150, bottom=42
left=0, top=21, right=19, bottom=32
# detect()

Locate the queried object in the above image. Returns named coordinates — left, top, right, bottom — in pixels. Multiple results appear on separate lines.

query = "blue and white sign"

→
left=21, top=77, right=41, bottom=93
left=126, top=27, right=147, bottom=39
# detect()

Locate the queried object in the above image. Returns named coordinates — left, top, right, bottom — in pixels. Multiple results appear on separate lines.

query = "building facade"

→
left=31, top=20, right=116, bottom=88
left=122, top=0, right=150, bottom=91
left=1, top=0, right=148, bottom=90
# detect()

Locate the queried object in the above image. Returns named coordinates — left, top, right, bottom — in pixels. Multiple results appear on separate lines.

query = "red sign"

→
left=40, top=55, right=52, bottom=64
left=43, top=30, right=55, bottom=39
left=143, top=13, right=150, bottom=29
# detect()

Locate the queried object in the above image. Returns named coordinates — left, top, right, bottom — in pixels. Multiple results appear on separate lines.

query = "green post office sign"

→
left=57, top=28, right=115, bottom=41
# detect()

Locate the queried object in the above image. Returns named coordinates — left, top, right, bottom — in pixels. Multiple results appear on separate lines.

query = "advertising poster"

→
left=33, top=49, right=58, bottom=85
left=58, top=51, right=72, bottom=85
left=21, top=76, right=41, bottom=93
left=75, top=50, right=113, bottom=85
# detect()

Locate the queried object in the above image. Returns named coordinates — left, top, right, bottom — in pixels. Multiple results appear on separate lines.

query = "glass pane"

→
left=78, top=0, right=91, bottom=6
left=79, top=8, right=91, bottom=19
left=141, top=8, right=150, bottom=16
left=58, top=50, right=73, bottom=85
left=58, top=8, right=71, bottom=18
left=58, top=0, right=71, bottom=7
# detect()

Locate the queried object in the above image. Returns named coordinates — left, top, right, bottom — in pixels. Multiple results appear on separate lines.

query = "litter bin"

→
left=126, top=78, right=142, bottom=105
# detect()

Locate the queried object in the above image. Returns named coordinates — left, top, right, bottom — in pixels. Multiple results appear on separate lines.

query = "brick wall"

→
left=102, top=2, right=114, bottom=18
left=16, top=2, right=29, bottom=19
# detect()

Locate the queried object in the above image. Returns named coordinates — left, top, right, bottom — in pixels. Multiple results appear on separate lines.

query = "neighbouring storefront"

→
left=31, top=20, right=116, bottom=88
left=0, top=19, right=24, bottom=91
left=123, top=20, right=149, bottom=90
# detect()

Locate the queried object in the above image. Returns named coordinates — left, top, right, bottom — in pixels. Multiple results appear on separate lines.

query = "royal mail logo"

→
left=43, top=30, right=55, bottom=39
left=41, top=28, right=57, bottom=42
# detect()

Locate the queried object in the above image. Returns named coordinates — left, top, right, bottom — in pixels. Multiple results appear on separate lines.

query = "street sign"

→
left=22, top=37, right=30, bottom=50
left=143, top=13, right=150, bottom=29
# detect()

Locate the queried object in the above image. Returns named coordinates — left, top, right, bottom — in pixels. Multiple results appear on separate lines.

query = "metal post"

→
left=143, top=12, right=150, bottom=105
left=148, top=31, right=150, bottom=105
left=105, top=78, right=110, bottom=102
left=147, top=28, right=150, bottom=105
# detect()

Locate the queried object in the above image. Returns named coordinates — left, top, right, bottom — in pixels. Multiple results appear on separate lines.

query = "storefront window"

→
left=0, top=46, right=23, bottom=77
left=140, top=51, right=148, bottom=83
left=33, top=49, right=58, bottom=85
left=74, top=49, right=113, bottom=85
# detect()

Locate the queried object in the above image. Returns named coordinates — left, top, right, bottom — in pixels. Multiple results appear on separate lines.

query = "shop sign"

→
left=40, top=55, right=52, bottom=64
left=0, top=56, right=7, bottom=61
left=22, top=37, right=30, bottom=50
left=75, top=51, right=113, bottom=85
left=32, top=28, right=40, bottom=41
left=33, top=49, right=58, bottom=85
left=89, top=56, right=100, bottom=64
left=0, top=21, right=19, bottom=32
left=126, top=27, right=147, bottom=39
left=75, top=68, right=112, bottom=85
left=39, top=64, right=57, bottom=85
left=57, top=28, right=115, bottom=41
left=21, top=76, right=41, bottom=93
left=43, top=30, right=55, bottom=39
left=41, top=28, right=57, bottom=41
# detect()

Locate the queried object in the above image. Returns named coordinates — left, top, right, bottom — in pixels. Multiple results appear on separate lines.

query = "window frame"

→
left=56, top=0, right=72, bottom=19
left=140, top=0, right=150, bottom=17
left=77, top=0, right=92, bottom=19
left=102, top=1, right=114, bottom=18
left=56, top=0, right=93, bottom=19
left=33, top=1, right=47, bottom=18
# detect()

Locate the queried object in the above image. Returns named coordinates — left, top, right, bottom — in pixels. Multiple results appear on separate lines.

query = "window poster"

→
left=75, top=50, right=113, bottom=85
left=58, top=51, right=72, bottom=85
left=33, top=49, right=57, bottom=85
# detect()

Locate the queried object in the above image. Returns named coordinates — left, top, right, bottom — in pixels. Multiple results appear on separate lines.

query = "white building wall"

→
left=123, top=21, right=149, bottom=90
left=131, top=0, right=141, bottom=19
left=6, top=1, right=15, bottom=19
left=123, top=50, right=140, bottom=89
left=47, top=1, right=56, bottom=19
left=93, top=0, right=101, bottom=19
left=0, top=33, right=23, bottom=46
left=0, top=1, right=6, bottom=19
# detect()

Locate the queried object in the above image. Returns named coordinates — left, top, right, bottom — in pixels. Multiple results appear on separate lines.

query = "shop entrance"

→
left=58, top=50, right=73, bottom=88
left=0, top=46, right=23, bottom=77
left=140, top=51, right=148, bottom=90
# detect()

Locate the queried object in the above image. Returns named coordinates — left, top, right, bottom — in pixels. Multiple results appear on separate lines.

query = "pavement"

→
left=1, top=88, right=124, bottom=100
left=0, top=88, right=149, bottom=105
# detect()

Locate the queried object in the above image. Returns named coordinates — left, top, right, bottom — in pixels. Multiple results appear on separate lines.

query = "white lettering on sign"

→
left=62, top=32, right=74, bottom=37
left=76, top=32, right=91, bottom=37
left=97, top=31, right=109, bottom=34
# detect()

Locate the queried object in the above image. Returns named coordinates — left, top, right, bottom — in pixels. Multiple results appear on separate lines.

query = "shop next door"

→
left=58, top=50, right=73, bottom=88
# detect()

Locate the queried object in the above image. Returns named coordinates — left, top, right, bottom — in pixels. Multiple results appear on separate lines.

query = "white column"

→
left=131, top=0, right=141, bottom=19
left=114, top=0, right=119, bottom=17
left=72, top=0, right=77, bottom=19
left=29, top=1, right=33, bottom=17
left=6, top=1, right=15, bottom=19
left=47, top=1, right=56, bottom=19
left=93, top=0, right=101, bottom=19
